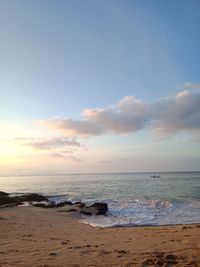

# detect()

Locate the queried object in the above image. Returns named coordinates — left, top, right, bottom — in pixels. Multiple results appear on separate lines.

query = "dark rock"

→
left=89, top=203, right=108, bottom=215
left=74, top=202, right=85, bottom=209
left=20, top=194, right=48, bottom=202
left=0, top=192, right=19, bottom=207
left=55, top=201, right=73, bottom=207
left=33, top=200, right=74, bottom=209
left=0, top=196, right=20, bottom=206
left=64, top=201, right=73, bottom=205
left=0, top=191, right=9, bottom=197
left=80, top=202, right=108, bottom=216
left=80, top=210, right=92, bottom=215
left=74, top=201, right=84, bottom=205
left=32, top=202, right=55, bottom=208
left=66, top=209, right=78, bottom=212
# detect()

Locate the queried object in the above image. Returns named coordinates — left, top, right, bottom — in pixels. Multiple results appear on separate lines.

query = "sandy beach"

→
left=0, top=207, right=199, bottom=266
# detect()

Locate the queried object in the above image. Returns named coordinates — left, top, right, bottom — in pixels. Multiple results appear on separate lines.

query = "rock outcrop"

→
left=0, top=192, right=49, bottom=207
left=0, top=191, right=109, bottom=216
left=0, top=192, right=20, bottom=207
left=0, top=191, right=9, bottom=197
left=19, top=193, right=48, bottom=202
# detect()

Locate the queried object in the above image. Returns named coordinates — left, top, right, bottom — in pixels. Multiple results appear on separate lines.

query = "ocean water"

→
left=0, top=172, right=200, bottom=227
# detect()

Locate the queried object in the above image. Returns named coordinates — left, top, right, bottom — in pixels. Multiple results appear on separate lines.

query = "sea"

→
left=0, top=172, right=200, bottom=228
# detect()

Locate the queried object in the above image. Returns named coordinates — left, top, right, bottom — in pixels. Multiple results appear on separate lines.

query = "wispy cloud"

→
left=15, top=137, right=84, bottom=162
left=22, top=137, right=81, bottom=150
left=176, top=82, right=200, bottom=90
left=39, top=90, right=200, bottom=140
left=50, top=152, right=82, bottom=162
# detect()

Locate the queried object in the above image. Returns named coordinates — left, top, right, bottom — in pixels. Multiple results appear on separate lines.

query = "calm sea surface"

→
left=0, top=172, right=200, bottom=227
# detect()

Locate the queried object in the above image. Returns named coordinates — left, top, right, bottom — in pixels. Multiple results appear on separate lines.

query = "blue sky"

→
left=0, top=0, right=200, bottom=173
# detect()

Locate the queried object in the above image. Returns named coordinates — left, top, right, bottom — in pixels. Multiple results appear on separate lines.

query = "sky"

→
left=0, top=0, right=200, bottom=174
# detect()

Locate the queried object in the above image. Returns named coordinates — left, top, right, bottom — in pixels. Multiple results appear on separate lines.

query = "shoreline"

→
left=1, top=206, right=200, bottom=266
left=91, top=222, right=200, bottom=229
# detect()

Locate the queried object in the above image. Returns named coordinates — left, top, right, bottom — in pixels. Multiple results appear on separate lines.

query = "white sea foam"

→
left=80, top=199, right=200, bottom=227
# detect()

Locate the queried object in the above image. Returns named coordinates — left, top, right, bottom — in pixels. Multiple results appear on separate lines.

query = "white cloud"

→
left=39, top=118, right=105, bottom=137
left=39, top=90, right=200, bottom=140
left=150, top=92, right=200, bottom=139
left=176, top=90, right=190, bottom=98
left=177, top=82, right=200, bottom=90
left=83, top=96, right=150, bottom=134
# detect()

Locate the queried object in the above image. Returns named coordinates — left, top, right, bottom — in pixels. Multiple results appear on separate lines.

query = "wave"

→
left=80, top=199, right=200, bottom=228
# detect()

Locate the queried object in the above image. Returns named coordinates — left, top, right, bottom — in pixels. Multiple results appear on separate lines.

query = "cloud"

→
left=39, top=90, right=200, bottom=140
left=177, top=82, right=200, bottom=90
left=50, top=152, right=82, bottom=162
left=150, top=92, right=200, bottom=139
left=83, top=96, right=151, bottom=134
left=39, top=118, right=105, bottom=137
left=22, top=137, right=81, bottom=150
left=15, top=137, right=84, bottom=162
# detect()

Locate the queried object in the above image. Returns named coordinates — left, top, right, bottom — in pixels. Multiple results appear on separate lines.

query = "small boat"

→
left=151, top=175, right=160, bottom=178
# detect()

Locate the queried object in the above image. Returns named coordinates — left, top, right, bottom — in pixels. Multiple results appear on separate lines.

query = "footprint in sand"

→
left=61, top=240, right=68, bottom=245
left=143, top=252, right=178, bottom=266
left=114, top=249, right=128, bottom=255
left=48, top=252, right=57, bottom=256
left=99, top=250, right=111, bottom=255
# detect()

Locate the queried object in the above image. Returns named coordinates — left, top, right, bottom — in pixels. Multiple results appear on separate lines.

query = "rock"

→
left=80, top=202, right=108, bottom=216
left=33, top=200, right=74, bottom=209
left=0, top=196, right=20, bottom=206
left=55, top=201, right=73, bottom=207
left=64, top=201, right=73, bottom=205
left=66, top=209, right=78, bottom=212
left=0, top=193, right=109, bottom=216
left=0, top=192, right=18, bottom=207
left=89, top=203, right=108, bottom=215
left=0, top=193, right=50, bottom=208
left=74, top=202, right=85, bottom=209
left=20, top=194, right=48, bottom=202
left=32, top=202, right=56, bottom=208
left=0, top=192, right=53, bottom=208
left=0, top=191, right=9, bottom=197
left=80, top=209, right=92, bottom=215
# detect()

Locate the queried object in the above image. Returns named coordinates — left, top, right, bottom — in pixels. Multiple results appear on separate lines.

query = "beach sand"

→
left=0, top=207, right=200, bottom=266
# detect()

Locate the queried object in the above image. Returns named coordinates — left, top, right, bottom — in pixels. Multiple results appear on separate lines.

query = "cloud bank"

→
left=39, top=91, right=200, bottom=140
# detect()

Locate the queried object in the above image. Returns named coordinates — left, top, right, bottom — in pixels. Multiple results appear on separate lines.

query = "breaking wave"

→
left=80, top=199, right=200, bottom=227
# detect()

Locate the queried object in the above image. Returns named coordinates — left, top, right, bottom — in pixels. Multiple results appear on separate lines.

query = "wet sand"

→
left=0, top=206, right=200, bottom=266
